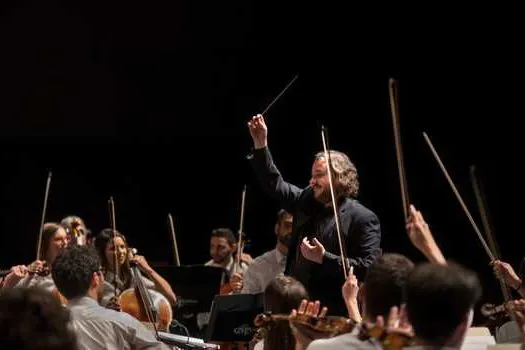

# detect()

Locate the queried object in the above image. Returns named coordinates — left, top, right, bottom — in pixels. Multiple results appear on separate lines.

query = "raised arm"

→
left=247, top=114, right=304, bottom=211
left=406, top=205, right=446, bottom=265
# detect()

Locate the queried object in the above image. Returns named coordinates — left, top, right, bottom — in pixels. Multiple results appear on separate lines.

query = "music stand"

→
left=153, top=265, right=223, bottom=314
left=204, top=293, right=264, bottom=343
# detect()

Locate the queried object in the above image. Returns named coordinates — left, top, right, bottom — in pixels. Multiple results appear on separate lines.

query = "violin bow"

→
left=108, top=196, right=119, bottom=295
left=167, top=214, right=181, bottom=266
left=36, top=171, right=52, bottom=261
left=321, top=126, right=350, bottom=279
left=422, top=132, right=495, bottom=261
left=261, top=74, right=299, bottom=116
left=469, top=166, right=512, bottom=303
left=236, top=185, right=247, bottom=275
left=388, top=78, right=410, bottom=220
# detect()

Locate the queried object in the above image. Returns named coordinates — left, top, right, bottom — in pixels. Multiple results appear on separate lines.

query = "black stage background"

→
left=0, top=2, right=522, bottom=320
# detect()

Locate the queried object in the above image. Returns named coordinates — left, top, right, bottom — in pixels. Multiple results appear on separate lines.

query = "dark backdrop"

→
left=0, top=2, right=522, bottom=311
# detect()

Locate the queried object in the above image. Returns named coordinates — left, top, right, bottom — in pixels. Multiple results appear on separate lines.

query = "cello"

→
left=106, top=197, right=173, bottom=332
left=119, top=247, right=173, bottom=332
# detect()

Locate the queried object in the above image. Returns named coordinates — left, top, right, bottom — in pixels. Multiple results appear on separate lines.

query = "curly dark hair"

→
left=315, top=150, right=359, bottom=198
left=52, top=245, right=101, bottom=300
left=0, top=287, right=78, bottom=349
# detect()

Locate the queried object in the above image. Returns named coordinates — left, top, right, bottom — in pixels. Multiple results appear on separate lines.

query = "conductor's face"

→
left=310, top=159, right=331, bottom=203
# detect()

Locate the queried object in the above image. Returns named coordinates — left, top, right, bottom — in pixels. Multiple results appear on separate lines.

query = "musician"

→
left=247, top=114, right=381, bottom=315
left=0, top=287, right=78, bottom=350
left=403, top=262, right=481, bottom=349
left=306, top=253, right=414, bottom=349
left=241, top=209, right=293, bottom=294
left=61, top=215, right=88, bottom=246
left=3, top=222, right=68, bottom=291
left=205, top=227, right=249, bottom=291
left=51, top=245, right=173, bottom=349
left=94, top=229, right=177, bottom=307
left=253, top=275, right=309, bottom=350
left=196, top=228, right=249, bottom=331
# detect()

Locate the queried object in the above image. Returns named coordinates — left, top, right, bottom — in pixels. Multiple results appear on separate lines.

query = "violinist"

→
left=252, top=275, right=308, bottom=350
left=94, top=229, right=177, bottom=308
left=3, top=222, right=68, bottom=292
left=196, top=228, right=249, bottom=332
left=306, top=253, right=414, bottom=349
left=204, top=228, right=249, bottom=293
left=307, top=205, right=447, bottom=349
left=247, top=114, right=382, bottom=315
left=51, top=245, right=172, bottom=349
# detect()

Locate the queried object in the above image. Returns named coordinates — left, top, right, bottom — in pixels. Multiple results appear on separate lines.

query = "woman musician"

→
left=94, top=228, right=177, bottom=308
left=2, top=223, right=69, bottom=304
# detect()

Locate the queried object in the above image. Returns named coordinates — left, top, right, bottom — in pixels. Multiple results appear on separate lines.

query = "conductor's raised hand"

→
left=247, top=114, right=268, bottom=149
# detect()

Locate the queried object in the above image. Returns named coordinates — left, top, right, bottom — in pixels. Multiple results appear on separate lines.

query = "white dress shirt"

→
left=241, top=248, right=286, bottom=294
left=68, top=296, right=173, bottom=350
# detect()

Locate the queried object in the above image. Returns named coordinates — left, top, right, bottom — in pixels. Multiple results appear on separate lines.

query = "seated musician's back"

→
left=52, top=245, right=173, bottom=350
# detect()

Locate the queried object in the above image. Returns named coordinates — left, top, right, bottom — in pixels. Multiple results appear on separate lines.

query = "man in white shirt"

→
left=241, top=209, right=293, bottom=294
left=198, top=228, right=249, bottom=331
left=52, top=245, right=174, bottom=350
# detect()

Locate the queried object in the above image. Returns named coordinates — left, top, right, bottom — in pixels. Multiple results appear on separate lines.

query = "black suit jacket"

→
left=248, top=147, right=382, bottom=315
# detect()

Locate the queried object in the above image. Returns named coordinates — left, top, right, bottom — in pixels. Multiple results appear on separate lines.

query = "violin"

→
left=480, top=301, right=511, bottom=326
left=118, top=248, right=173, bottom=332
left=253, top=312, right=356, bottom=341
left=26, top=261, right=51, bottom=277
left=356, top=322, right=414, bottom=350
left=482, top=302, right=507, bottom=316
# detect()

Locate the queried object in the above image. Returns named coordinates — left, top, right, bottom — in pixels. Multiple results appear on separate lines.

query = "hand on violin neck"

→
left=28, top=260, right=46, bottom=271
left=371, top=305, right=413, bottom=338
left=229, top=272, right=243, bottom=292
left=505, top=299, right=525, bottom=342
left=289, top=299, right=328, bottom=348
left=300, top=237, right=325, bottom=264
left=247, top=114, right=268, bottom=149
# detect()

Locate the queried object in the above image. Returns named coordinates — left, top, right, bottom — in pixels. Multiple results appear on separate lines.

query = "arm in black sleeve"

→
left=247, top=146, right=304, bottom=212
left=321, top=211, right=382, bottom=280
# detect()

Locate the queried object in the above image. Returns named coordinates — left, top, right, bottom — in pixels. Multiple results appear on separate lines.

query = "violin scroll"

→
left=27, top=261, right=51, bottom=277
